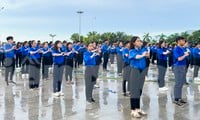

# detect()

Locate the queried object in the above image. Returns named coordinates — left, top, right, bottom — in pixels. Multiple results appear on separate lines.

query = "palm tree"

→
left=156, top=33, right=167, bottom=41
left=143, top=33, right=152, bottom=42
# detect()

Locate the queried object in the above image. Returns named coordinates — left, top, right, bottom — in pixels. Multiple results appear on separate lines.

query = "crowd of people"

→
left=0, top=36, right=200, bottom=118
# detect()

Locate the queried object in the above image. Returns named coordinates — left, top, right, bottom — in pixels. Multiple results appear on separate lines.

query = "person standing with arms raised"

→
left=129, top=36, right=149, bottom=118
left=173, top=37, right=189, bottom=106
left=4, top=36, right=16, bottom=85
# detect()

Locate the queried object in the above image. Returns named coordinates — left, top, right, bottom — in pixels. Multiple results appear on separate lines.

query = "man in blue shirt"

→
left=173, top=36, right=190, bottom=106
left=4, top=36, right=16, bottom=85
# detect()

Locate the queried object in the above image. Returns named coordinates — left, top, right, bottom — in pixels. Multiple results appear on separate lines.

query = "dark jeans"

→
left=103, top=53, right=109, bottom=70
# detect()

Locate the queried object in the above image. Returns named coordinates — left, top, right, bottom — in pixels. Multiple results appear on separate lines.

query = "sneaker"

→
left=173, top=100, right=184, bottom=106
left=53, top=92, right=60, bottom=97
left=137, top=109, right=147, bottom=116
left=159, top=87, right=168, bottom=91
left=59, top=92, right=64, bottom=96
left=179, top=99, right=187, bottom=104
left=22, top=74, right=25, bottom=79
left=26, top=74, right=29, bottom=79
left=131, top=110, right=141, bottom=118
left=94, top=84, right=100, bottom=88
left=70, top=81, right=74, bottom=84
left=91, top=98, right=95, bottom=103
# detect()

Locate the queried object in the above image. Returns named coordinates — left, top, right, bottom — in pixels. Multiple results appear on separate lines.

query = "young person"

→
left=101, top=39, right=110, bottom=71
left=116, top=41, right=124, bottom=76
left=28, top=40, right=42, bottom=89
left=129, top=36, right=149, bottom=118
left=65, top=42, right=76, bottom=84
left=122, top=41, right=130, bottom=96
left=21, top=41, right=30, bottom=79
left=42, top=42, right=52, bottom=80
left=84, top=43, right=99, bottom=103
left=157, top=40, right=170, bottom=91
left=4, top=36, right=16, bottom=85
left=173, top=36, right=189, bottom=106
left=52, top=41, right=65, bottom=97
left=193, top=43, right=200, bottom=81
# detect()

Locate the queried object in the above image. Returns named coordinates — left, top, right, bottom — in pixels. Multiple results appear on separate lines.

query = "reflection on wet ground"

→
left=0, top=64, right=200, bottom=120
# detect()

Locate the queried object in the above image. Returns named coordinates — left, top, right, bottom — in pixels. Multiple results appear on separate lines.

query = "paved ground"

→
left=0, top=63, right=200, bottom=120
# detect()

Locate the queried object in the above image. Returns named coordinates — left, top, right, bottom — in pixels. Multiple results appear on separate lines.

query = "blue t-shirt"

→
left=52, top=49, right=65, bottom=65
left=65, top=48, right=75, bottom=59
left=116, top=46, right=123, bottom=55
left=129, top=48, right=147, bottom=70
left=101, top=44, right=109, bottom=53
left=84, top=51, right=96, bottom=66
left=122, top=48, right=129, bottom=64
left=4, top=43, right=15, bottom=58
left=42, top=48, right=51, bottom=57
left=157, top=48, right=168, bottom=61
left=29, top=47, right=41, bottom=60
left=109, top=47, right=116, bottom=54
left=21, top=46, right=29, bottom=56
left=173, top=46, right=187, bottom=66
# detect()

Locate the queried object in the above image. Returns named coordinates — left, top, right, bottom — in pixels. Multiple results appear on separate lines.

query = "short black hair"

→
left=6, top=36, right=13, bottom=41
left=175, top=36, right=185, bottom=43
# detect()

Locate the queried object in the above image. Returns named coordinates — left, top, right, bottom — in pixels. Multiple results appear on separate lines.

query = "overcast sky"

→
left=0, top=0, right=200, bottom=41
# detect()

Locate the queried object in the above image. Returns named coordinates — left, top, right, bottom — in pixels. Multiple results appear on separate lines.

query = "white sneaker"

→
left=26, top=74, right=29, bottom=78
left=131, top=110, right=141, bottom=118
left=53, top=92, right=60, bottom=97
left=22, top=74, right=25, bottom=79
left=159, top=87, right=168, bottom=91
left=59, top=92, right=64, bottom=96
left=94, top=84, right=100, bottom=88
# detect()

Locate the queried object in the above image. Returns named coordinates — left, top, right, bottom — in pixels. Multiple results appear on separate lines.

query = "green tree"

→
left=156, top=33, right=167, bottom=41
left=143, top=33, right=152, bottom=42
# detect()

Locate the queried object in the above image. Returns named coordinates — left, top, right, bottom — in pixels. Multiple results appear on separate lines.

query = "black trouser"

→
left=130, top=67, right=146, bottom=110
left=75, top=54, right=82, bottom=68
left=21, top=55, right=29, bottom=74
left=29, top=59, right=41, bottom=89
left=15, top=53, right=22, bottom=68
left=122, top=63, right=131, bottom=93
left=193, top=57, right=200, bottom=79
left=42, top=56, right=51, bottom=79
left=65, top=58, right=73, bottom=81
left=4, top=58, right=15, bottom=84
left=151, top=52, right=157, bottom=64
left=0, top=53, right=4, bottom=67
left=103, top=53, right=109, bottom=70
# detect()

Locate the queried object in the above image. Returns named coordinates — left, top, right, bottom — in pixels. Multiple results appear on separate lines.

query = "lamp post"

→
left=77, top=10, right=84, bottom=42
left=49, top=34, right=56, bottom=43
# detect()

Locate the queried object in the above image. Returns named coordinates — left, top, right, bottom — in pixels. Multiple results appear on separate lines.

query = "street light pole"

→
left=77, top=11, right=84, bottom=42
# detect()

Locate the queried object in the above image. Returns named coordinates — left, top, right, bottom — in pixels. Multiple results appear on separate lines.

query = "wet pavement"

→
left=0, top=63, right=200, bottom=120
